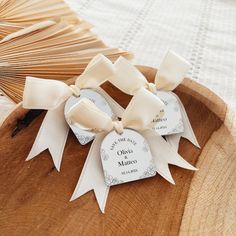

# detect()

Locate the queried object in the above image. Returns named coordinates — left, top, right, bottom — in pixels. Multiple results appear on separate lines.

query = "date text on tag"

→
left=100, top=129, right=156, bottom=186
left=152, top=91, right=184, bottom=136
left=64, top=89, right=114, bottom=145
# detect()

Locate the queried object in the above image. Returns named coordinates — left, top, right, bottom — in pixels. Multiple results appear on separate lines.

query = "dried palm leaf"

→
left=0, top=0, right=81, bottom=39
left=0, top=21, right=132, bottom=103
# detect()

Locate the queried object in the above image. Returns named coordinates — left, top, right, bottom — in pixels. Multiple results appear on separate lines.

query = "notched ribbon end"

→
left=25, top=155, right=33, bottom=162
left=70, top=189, right=89, bottom=202
left=195, top=142, right=201, bottom=149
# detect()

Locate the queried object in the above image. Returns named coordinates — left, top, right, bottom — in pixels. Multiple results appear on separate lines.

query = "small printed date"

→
left=121, top=169, right=138, bottom=175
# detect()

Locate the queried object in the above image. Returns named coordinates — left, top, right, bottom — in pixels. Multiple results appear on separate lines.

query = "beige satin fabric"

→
left=108, top=51, right=200, bottom=150
left=68, top=86, right=197, bottom=213
left=23, top=54, right=115, bottom=110
left=21, top=54, right=121, bottom=171
left=109, top=51, right=190, bottom=95
left=66, top=88, right=164, bottom=133
left=155, top=51, right=190, bottom=91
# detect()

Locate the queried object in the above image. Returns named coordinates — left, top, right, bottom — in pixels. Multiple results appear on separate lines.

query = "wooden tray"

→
left=0, top=66, right=235, bottom=235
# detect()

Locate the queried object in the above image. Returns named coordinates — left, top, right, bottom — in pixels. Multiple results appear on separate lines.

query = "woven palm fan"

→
left=0, top=20, right=132, bottom=103
left=0, top=0, right=81, bottom=39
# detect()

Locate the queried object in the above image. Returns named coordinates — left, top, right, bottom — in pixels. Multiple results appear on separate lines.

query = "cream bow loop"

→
left=66, top=100, right=123, bottom=134
left=66, top=98, right=114, bottom=132
left=66, top=88, right=164, bottom=133
left=75, top=53, right=114, bottom=88
left=110, top=56, right=148, bottom=95
left=23, top=54, right=115, bottom=110
left=23, top=77, right=72, bottom=110
left=155, top=51, right=191, bottom=91
left=121, top=88, right=164, bottom=130
left=109, top=51, right=190, bottom=94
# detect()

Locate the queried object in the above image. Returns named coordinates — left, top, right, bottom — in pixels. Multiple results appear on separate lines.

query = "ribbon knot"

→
left=69, top=85, right=80, bottom=97
left=147, top=82, right=157, bottom=93
left=112, top=120, right=124, bottom=134
left=66, top=87, right=164, bottom=135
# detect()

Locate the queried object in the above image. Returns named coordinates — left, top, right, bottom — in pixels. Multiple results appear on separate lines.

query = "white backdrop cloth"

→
left=0, top=0, right=236, bottom=122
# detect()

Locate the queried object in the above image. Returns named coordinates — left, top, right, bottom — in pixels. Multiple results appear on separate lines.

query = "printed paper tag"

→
left=100, top=128, right=156, bottom=186
left=152, top=91, right=184, bottom=136
left=64, top=89, right=114, bottom=145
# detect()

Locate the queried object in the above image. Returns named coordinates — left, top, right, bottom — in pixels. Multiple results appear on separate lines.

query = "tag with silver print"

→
left=152, top=91, right=184, bottom=136
left=64, top=89, right=114, bottom=145
left=100, top=129, right=156, bottom=186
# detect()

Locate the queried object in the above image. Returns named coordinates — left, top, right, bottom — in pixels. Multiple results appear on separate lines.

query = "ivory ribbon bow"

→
left=108, top=51, right=200, bottom=151
left=69, top=88, right=197, bottom=213
left=23, top=54, right=124, bottom=171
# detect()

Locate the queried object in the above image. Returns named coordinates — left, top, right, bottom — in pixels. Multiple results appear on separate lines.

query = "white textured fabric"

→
left=66, top=0, right=236, bottom=111
left=0, top=0, right=236, bottom=121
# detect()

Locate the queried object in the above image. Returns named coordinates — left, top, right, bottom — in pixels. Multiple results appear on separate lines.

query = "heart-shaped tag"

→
left=64, top=89, right=114, bottom=145
left=100, top=128, right=156, bottom=186
left=152, top=91, right=184, bottom=136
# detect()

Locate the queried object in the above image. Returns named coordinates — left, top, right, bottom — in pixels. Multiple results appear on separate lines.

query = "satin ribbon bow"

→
left=23, top=54, right=124, bottom=171
left=108, top=51, right=200, bottom=150
left=69, top=88, right=197, bottom=213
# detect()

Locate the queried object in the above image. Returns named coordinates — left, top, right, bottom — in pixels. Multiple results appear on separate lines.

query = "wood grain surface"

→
left=0, top=66, right=235, bottom=236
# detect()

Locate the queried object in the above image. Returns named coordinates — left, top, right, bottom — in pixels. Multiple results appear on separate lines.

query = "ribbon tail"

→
left=70, top=133, right=109, bottom=213
left=166, top=93, right=200, bottom=151
left=96, top=87, right=124, bottom=118
left=165, top=134, right=181, bottom=152
left=26, top=103, right=69, bottom=171
left=142, top=130, right=197, bottom=184
left=153, top=158, right=175, bottom=185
